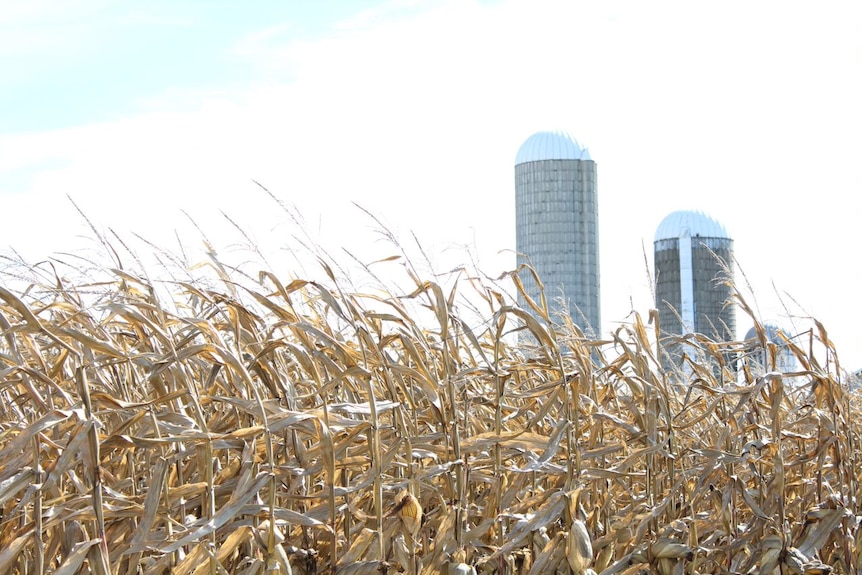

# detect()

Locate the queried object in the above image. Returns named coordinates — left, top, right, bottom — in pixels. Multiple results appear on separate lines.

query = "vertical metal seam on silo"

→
left=679, top=228, right=694, bottom=333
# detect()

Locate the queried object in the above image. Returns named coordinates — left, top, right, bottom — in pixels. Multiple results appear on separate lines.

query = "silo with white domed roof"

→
left=654, top=209, right=735, bottom=342
left=515, top=130, right=600, bottom=333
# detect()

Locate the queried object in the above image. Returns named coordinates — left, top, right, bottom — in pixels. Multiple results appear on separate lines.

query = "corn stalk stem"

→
left=77, top=367, right=112, bottom=575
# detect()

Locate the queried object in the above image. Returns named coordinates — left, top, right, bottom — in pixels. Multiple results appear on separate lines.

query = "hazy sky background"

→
left=2, top=1, right=861, bottom=368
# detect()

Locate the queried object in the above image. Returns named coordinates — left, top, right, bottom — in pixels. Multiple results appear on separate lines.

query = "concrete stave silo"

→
left=515, top=130, right=600, bottom=334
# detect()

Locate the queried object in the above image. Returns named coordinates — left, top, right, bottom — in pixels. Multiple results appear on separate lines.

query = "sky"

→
left=1, top=0, right=861, bottom=369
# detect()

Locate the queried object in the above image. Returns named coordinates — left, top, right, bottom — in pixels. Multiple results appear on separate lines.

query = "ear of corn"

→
left=566, top=519, right=593, bottom=574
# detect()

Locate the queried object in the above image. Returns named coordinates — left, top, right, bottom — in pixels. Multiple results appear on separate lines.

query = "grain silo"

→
left=653, top=209, right=735, bottom=342
left=515, top=130, right=600, bottom=333
left=742, top=323, right=798, bottom=376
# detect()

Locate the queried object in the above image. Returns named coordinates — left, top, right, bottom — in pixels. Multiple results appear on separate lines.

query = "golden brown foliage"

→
left=0, top=247, right=859, bottom=575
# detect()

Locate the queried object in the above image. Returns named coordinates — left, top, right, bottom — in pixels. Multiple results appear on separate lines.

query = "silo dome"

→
left=744, top=323, right=787, bottom=343
left=654, top=210, right=729, bottom=242
left=515, top=130, right=592, bottom=164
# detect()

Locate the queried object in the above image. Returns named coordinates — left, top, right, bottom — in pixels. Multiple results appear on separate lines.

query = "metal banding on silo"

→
left=515, top=130, right=600, bottom=334
left=653, top=210, right=735, bottom=342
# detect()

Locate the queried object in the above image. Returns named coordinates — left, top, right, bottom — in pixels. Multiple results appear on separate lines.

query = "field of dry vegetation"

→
left=0, top=219, right=860, bottom=575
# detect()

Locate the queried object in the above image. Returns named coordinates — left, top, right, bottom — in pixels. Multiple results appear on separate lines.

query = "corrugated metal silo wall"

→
left=691, top=238, right=735, bottom=341
left=654, top=238, right=683, bottom=336
left=654, top=237, right=735, bottom=341
left=515, top=159, right=600, bottom=333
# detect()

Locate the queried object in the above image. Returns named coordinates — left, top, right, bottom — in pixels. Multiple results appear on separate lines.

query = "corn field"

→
left=0, top=232, right=859, bottom=575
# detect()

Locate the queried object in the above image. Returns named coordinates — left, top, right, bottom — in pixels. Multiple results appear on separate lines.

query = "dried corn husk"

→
left=566, top=519, right=593, bottom=574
